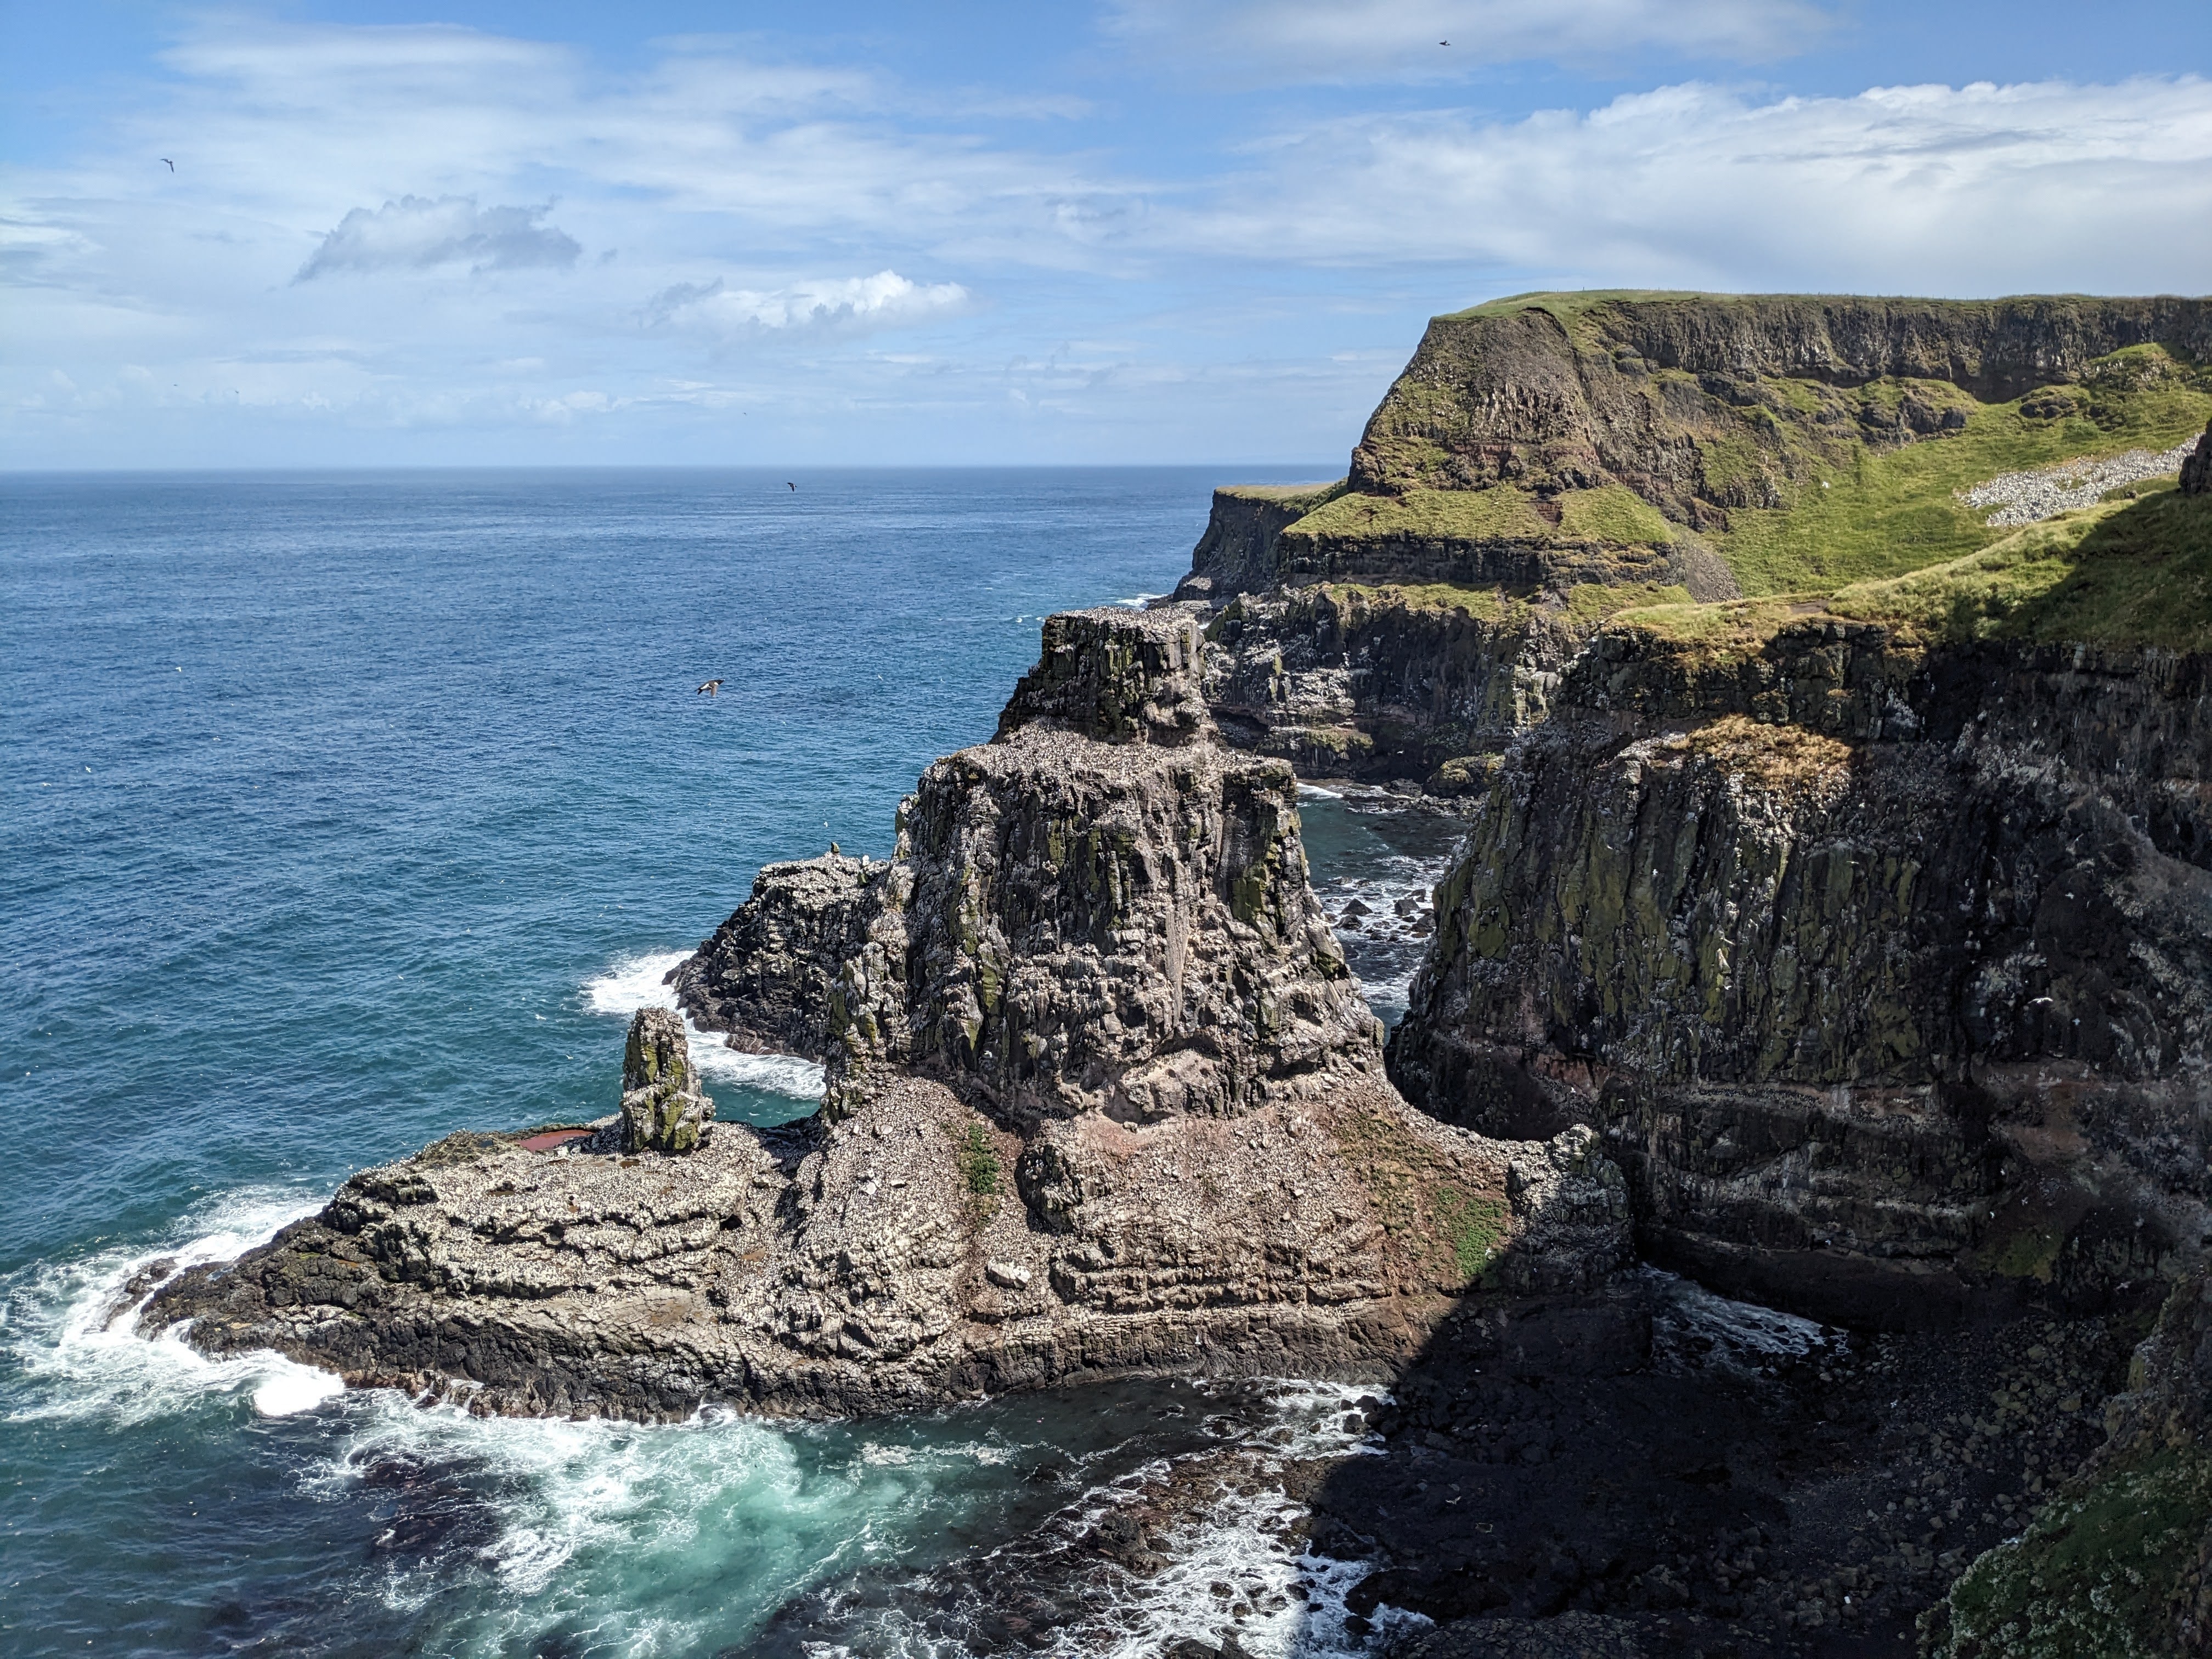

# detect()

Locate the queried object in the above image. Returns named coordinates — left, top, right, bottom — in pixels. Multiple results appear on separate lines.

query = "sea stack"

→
left=620, top=1007, right=713, bottom=1154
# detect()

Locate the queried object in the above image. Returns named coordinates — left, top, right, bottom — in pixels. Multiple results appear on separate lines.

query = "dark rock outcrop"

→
left=1388, top=611, right=2212, bottom=1329
left=148, top=607, right=1629, bottom=1419
left=2184, top=416, right=2212, bottom=495
left=1173, top=482, right=1345, bottom=600
left=670, top=852, right=881, bottom=1058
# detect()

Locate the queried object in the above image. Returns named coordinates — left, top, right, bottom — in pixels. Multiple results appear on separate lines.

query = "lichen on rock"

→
left=619, top=1007, right=713, bottom=1153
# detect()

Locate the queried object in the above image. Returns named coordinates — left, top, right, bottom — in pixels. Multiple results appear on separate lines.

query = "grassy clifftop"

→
left=1264, top=290, right=2210, bottom=603
left=1610, top=485, right=2212, bottom=654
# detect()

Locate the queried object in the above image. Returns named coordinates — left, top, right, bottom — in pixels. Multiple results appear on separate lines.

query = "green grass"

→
left=956, top=1120, right=1002, bottom=1198
left=1432, top=1184, right=1510, bottom=1279
left=1715, top=373, right=2211, bottom=596
left=1558, top=484, right=1678, bottom=545
left=1830, top=487, right=2212, bottom=651
left=1316, top=578, right=1691, bottom=626
left=1287, top=484, right=1552, bottom=543
left=1442, top=289, right=1725, bottom=322
left=1217, top=479, right=1348, bottom=511
left=1932, top=1445, right=2212, bottom=1658
left=1612, top=488, right=2212, bottom=654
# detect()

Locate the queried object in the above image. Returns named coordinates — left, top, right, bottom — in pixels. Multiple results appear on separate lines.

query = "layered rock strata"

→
left=1388, top=611, right=2212, bottom=1329
left=1168, top=292, right=2210, bottom=786
left=149, top=607, right=1628, bottom=1418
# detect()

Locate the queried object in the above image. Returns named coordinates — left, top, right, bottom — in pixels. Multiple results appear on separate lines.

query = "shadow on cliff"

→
left=1285, top=1234, right=2138, bottom=1659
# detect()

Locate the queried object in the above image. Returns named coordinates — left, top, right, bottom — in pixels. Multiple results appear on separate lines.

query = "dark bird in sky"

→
left=1439, top=41, right=1449, bottom=47
left=696, top=679, right=723, bottom=696
left=786, top=481, right=795, bottom=490
left=161, top=157, right=174, bottom=170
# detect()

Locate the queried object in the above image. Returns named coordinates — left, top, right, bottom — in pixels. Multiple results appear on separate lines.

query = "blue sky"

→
left=4, top=1, right=2208, bottom=469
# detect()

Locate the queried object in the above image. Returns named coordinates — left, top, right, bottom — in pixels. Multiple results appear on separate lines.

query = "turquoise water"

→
left=1, top=469, right=1404, bottom=1657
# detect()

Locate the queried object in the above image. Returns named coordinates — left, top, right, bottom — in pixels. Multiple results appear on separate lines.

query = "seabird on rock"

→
left=697, top=679, right=723, bottom=696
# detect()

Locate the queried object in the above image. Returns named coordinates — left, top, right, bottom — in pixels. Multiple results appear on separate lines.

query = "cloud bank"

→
left=647, top=270, right=972, bottom=336
left=1190, top=77, right=2212, bottom=291
left=296, top=195, right=581, bottom=280
left=3, top=13, right=2208, bottom=466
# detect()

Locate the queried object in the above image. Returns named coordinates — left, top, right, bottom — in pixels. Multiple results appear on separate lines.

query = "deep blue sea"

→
left=0, top=469, right=1458, bottom=1658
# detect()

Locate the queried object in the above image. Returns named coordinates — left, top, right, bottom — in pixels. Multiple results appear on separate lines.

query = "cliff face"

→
left=1387, top=590, right=2212, bottom=1328
left=1173, top=291, right=2212, bottom=785
left=1175, top=482, right=1346, bottom=601
left=150, top=607, right=1628, bottom=1419
left=1351, top=294, right=2212, bottom=509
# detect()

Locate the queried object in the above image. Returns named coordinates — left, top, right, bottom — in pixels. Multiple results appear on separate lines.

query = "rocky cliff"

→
left=148, top=606, right=1628, bottom=1419
left=1175, top=291, right=2212, bottom=785
left=1387, top=589, right=2212, bottom=1329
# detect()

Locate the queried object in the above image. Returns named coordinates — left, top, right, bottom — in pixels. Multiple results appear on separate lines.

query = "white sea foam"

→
left=1112, top=593, right=1167, bottom=608
left=1639, top=1266, right=1838, bottom=1374
left=1036, top=1380, right=1421, bottom=1659
left=582, top=949, right=825, bottom=1099
left=3, top=1184, right=337, bottom=1427
left=1295, top=782, right=1342, bottom=800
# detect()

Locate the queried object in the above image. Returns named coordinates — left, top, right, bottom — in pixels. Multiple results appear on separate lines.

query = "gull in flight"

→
left=697, top=679, right=723, bottom=696
left=162, top=157, right=175, bottom=171
left=786, top=481, right=796, bottom=490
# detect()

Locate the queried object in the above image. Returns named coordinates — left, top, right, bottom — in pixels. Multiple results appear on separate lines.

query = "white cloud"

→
left=5, top=10, right=2208, bottom=466
left=1173, top=77, right=2212, bottom=294
left=296, top=196, right=581, bottom=280
left=1105, top=0, right=1835, bottom=82
left=647, top=270, right=972, bottom=336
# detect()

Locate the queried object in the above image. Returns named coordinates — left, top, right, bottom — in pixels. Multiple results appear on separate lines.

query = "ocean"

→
left=0, top=469, right=1448, bottom=1658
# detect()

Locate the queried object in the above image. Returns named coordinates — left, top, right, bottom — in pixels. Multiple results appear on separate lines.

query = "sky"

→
left=3, top=1, right=2209, bottom=469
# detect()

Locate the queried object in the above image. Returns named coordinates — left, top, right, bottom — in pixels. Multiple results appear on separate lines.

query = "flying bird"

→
left=786, top=481, right=795, bottom=491
left=161, top=158, right=174, bottom=171
left=697, top=679, right=723, bottom=696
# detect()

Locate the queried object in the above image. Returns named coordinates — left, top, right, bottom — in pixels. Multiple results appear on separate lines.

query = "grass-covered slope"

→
left=1612, top=485, right=2212, bottom=655
left=1269, top=290, right=2211, bottom=604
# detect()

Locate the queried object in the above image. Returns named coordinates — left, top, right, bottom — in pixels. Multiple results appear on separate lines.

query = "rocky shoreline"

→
left=145, top=295, right=2212, bottom=1657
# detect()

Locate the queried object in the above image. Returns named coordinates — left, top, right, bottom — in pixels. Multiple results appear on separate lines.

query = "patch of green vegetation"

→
left=1322, top=580, right=1516, bottom=621
left=1829, top=488, right=2212, bottom=652
left=1433, top=1184, right=1510, bottom=1279
left=1287, top=484, right=1551, bottom=544
left=956, top=1119, right=1002, bottom=1199
left=1716, top=365, right=2210, bottom=596
left=1218, top=479, right=1349, bottom=512
left=1604, top=596, right=1826, bottom=651
left=1563, top=580, right=1691, bottom=622
left=1929, top=1445, right=2212, bottom=1658
left=1610, top=489, right=2212, bottom=654
left=1558, top=484, right=1678, bottom=546
left=1442, top=289, right=1724, bottom=323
